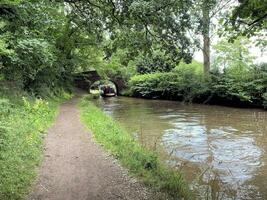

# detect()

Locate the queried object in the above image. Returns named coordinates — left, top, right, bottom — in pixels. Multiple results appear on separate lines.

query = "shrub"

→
left=128, top=62, right=267, bottom=108
left=210, top=63, right=267, bottom=107
left=129, top=71, right=209, bottom=102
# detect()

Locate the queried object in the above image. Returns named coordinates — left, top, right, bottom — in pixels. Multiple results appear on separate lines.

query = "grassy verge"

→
left=79, top=95, right=191, bottom=200
left=0, top=84, right=71, bottom=200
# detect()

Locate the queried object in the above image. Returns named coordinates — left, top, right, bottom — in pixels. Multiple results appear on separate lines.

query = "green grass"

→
left=0, top=83, right=71, bottom=200
left=79, top=95, right=191, bottom=200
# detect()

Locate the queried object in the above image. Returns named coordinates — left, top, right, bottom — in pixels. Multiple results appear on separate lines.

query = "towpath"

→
left=28, top=97, right=151, bottom=200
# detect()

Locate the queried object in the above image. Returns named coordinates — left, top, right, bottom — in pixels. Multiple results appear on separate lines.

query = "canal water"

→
left=93, top=96, right=267, bottom=200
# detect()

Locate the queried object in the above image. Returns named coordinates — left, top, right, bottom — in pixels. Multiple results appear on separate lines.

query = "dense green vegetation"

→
left=79, top=95, right=191, bottom=200
left=128, top=62, right=208, bottom=102
left=0, top=83, right=71, bottom=200
left=0, top=2, right=74, bottom=198
left=1, top=0, right=266, bottom=95
left=128, top=38, right=267, bottom=108
left=1, top=0, right=265, bottom=92
left=128, top=62, right=267, bottom=108
left=0, top=0, right=97, bottom=95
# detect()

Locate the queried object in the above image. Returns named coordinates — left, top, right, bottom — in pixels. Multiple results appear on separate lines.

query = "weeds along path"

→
left=28, top=97, right=151, bottom=200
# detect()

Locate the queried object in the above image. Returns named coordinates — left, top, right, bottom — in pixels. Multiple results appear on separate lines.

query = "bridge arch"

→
left=74, top=70, right=126, bottom=95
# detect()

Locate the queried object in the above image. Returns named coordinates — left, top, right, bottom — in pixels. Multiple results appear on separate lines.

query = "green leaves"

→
left=223, top=0, right=267, bottom=42
left=1, top=0, right=77, bottom=94
left=129, top=68, right=208, bottom=102
left=136, top=49, right=177, bottom=74
left=129, top=61, right=267, bottom=108
left=66, top=0, right=194, bottom=64
left=0, top=0, right=21, bottom=5
left=210, top=64, right=267, bottom=106
left=0, top=35, right=12, bottom=56
left=213, top=37, right=254, bottom=71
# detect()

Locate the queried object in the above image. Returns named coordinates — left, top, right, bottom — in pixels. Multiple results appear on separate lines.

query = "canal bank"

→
left=79, top=95, right=191, bottom=199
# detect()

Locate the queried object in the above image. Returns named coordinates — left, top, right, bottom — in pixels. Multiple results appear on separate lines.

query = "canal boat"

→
left=99, top=85, right=116, bottom=97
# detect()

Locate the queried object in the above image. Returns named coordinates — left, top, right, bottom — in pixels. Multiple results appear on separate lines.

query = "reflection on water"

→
left=93, top=97, right=267, bottom=200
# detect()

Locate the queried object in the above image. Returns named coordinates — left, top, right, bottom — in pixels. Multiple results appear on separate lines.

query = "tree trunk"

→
left=202, top=0, right=211, bottom=75
left=203, top=35, right=210, bottom=74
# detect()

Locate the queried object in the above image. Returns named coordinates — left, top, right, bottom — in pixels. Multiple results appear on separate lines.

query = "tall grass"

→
left=79, top=95, right=191, bottom=200
left=0, top=83, right=71, bottom=200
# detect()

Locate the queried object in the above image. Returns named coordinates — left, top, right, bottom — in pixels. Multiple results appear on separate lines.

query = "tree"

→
left=0, top=0, right=21, bottom=67
left=229, top=0, right=267, bottom=37
left=212, top=37, right=254, bottom=72
left=189, top=0, right=235, bottom=74
left=0, top=0, right=107, bottom=93
left=201, top=0, right=213, bottom=74
left=136, top=48, right=176, bottom=74
left=221, top=0, right=267, bottom=50
left=64, top=0, right=195, bottom=66
left=1, top=1, right=66, bottom=89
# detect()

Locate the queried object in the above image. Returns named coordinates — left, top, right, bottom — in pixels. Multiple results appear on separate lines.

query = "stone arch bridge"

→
left=74, top=70, right=126, bottom=95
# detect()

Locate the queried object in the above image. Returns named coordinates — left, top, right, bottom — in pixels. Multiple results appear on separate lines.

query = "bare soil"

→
left=28, top=97, right=152, bottom=200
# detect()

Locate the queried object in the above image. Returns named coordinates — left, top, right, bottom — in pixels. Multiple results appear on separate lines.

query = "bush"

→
left=129, top=71, right=209, bottom=102
left=209, top=63, right=267, bottom=107
left=128, top=63, right=267, bottom=108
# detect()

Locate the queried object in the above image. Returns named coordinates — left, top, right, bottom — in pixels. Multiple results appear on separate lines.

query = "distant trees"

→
left=213, top=37, right=254, bottom=71
left=186, top=0, right=266, bottom=74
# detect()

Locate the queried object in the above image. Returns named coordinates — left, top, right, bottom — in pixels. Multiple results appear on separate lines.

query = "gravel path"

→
left=28, top=97, right=152, bottom=200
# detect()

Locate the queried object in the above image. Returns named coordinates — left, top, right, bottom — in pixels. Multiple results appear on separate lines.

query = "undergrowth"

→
left=128, top=63, right=267, bottom=108
left=0, top=82, right=71, bottom=200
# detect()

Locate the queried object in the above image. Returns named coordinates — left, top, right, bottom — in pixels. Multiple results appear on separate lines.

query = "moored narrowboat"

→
left=99, top=85, right=116, bottom=97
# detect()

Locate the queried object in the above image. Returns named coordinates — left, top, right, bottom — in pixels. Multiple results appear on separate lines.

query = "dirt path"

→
left=28, top=97, right=152, bottom=200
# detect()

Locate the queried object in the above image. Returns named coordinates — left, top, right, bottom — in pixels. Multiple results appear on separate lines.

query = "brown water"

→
left=93, top=97, right=267, bottom=200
